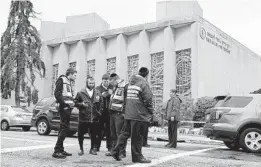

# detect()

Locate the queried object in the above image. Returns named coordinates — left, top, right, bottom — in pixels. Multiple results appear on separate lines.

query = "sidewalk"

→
left=148, top=132, right=223, bottom=146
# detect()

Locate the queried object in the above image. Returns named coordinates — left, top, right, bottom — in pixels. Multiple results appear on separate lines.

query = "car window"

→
left=218, top=96, right=253, bottom=108
left=0, top=106, right=8, bottom=113
left=36, top=98, right=54, bottom=106
left=11, top=107, right=31, bottom=113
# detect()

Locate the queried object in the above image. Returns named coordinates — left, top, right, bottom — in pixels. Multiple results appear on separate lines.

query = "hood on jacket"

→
left=129, top=75, right=145, bottom=85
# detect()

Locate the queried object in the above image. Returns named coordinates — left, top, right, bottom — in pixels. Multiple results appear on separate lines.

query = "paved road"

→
left=1, top=130, right=260, bottom=167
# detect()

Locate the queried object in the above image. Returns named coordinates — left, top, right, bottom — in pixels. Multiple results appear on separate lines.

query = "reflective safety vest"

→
left=109, top=80, right=127, bottom=112
left=61, top=76, right=74, bottom=105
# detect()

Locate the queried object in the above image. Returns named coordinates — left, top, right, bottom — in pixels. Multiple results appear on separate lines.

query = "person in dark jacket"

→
left=53, top=67, right=77, bottom=159
left=111, top=67, right=153, bottom=163
left=74, top=77, right=103, bottom=156
left=165, top=89, right=181, bottom=148
left=95, top=74, right=113, bottom=152
left=105, top=73, right=127, bottom=158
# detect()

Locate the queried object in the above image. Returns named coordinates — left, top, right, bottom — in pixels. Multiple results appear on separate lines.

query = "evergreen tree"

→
left=1, top=1, right=45, bottom=106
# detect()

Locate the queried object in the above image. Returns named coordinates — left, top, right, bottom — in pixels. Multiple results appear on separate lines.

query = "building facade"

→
left=36, top=1, right=261, bottom=110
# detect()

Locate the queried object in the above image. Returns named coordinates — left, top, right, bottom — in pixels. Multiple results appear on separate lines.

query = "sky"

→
left=0, top=0, right=261, bottom=56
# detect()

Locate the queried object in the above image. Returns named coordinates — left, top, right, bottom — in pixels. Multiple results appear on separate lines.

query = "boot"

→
left=78, top=149, right=84, bottom=156
left=52, top=152, right=66, bottom=159
left=89, top=149, right=97, bottom=155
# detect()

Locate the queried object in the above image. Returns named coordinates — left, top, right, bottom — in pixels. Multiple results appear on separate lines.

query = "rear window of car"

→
left=12, top=107, right=31, bottom=113
left=36, top=98, right=54, bottom=107
left=218, top=96, right=253, bottom=108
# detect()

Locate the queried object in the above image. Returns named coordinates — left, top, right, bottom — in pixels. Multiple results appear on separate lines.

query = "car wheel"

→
left=240, top=128, right=261, bottom=153
left=223, top=141, right=240, bottom=150
left=1, top=120, right=9, bottom=131
left=22, top=126, right=31, bottom=132
left=67, top=131, right=76, bottom=137
left=37, top=119, right=51, bottom=135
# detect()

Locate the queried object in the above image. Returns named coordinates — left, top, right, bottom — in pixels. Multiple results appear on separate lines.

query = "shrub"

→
left=32, top=89, right=39, bottom=104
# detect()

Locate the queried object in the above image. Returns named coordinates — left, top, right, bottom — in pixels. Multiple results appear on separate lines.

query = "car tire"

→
left=22, top=126, right=31, bottom=132
left=223, top=141, right=240, bottom=150
left=1, top=120, right=9, bottom=131
left=37, top=119, right=51, bottom=135
left=239, top=128, right=261, bottom=153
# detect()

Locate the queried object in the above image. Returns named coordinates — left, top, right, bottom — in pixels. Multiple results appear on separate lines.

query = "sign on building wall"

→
left=107, top=57, right=116, bottom=75
left=151, top=52, right=164, bottom=113
left=69, top=62, right=77, bottom=96
left=127, top=55, right=139, bottom=81
left=199, top=25, right=231, bottom=54
left=176, top=48, right=191, bottom=97
left=87, top=60, right=95, bottom=78
left=52, top=64, right=59, bottom=95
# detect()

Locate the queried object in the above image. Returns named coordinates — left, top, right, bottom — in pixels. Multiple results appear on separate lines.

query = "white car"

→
left=0, top=105, right=33, bottom=131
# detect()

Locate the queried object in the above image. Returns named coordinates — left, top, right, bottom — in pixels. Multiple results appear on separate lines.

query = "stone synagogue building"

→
left=36, top=1, right=261, bottom=108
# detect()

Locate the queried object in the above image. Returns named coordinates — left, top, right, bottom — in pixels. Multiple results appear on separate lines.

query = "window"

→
left=175, top=48, right=192, bottom=97
left=52, top=64, right=59, bottom=96
left=107, top=57, right=116, bottom=75
left=87, top=60, right=95, bottom=78
left=127, top=55, right=139, bottom=81
left=11, top=107, right=31, bottom=113
left=151, top=52, right=164, bottom=111
left=219, top=96, right=253, bottom=108
left=36, top=98, right=55, bottom=107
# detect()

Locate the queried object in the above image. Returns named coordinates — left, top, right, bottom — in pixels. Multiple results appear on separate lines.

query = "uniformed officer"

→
left=111, top=67, right=153, bottom=163
left=52, top=67, right=77, bottom=159
left=165, top=89, right=181, bottom=148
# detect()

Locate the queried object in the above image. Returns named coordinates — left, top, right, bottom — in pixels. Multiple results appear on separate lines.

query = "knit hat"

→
left=110, top=73, right=118, bottom=78
left=138, top=67, right=149, bottom=77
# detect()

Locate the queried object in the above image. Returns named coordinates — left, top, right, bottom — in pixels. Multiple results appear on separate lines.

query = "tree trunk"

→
left=15, top=60, right=21, bottom=107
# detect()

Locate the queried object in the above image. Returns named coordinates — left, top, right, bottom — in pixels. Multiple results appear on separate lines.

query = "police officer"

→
left=105, top=73, right=127, bottom=158
left=165, top=89, right=181, bottom=148
left=96, top=74, right=113, bottom=152
left=74, top=77, right=103, bottom=155
left=52, top=67, right=77, bottom=159
left=111, top=67, right=153, bottom=163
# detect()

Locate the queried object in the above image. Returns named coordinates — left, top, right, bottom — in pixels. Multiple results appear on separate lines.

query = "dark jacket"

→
left=54, top=75, right=74, bottom=109
left=166, top=95, right=181, bottom=121
left=74, top=88, right=103, bottom=123
left=96, top=84, right=113, bottom=119
left=124, top=75, right=154, bottom=122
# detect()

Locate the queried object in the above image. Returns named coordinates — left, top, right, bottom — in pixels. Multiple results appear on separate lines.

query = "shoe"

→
left=62, top=151, right=72, bottom=156
left=165, top=143, right=171, bottom=147
left=89, top=149, right=97, bottom=155
left=119, top=154, right=126, bottom=159
left=143, top=144, right=150, bottom=147
left=105, top=152, right=112, bottom=156
left=78, top=149, right=84, bottom=156
left=133, top=158, right=151, bottom=163
left=52, top=152, right=66, bottom=159
left=112, top=153, right=121, bottom=161
left=166, top=145, right=177, bottom=148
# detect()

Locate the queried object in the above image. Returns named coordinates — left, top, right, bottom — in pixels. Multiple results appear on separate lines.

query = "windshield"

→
left=36, top=98, right=55, bottom=107
left=217, top=96, right=253, bottom=108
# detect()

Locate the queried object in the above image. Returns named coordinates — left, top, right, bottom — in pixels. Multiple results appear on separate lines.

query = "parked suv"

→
left=203, top=94, right=261, bottom=153
left=31, top=97, right=79, bottom=136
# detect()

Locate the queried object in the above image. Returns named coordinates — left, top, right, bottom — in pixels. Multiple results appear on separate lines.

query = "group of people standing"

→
left=52, top=66, right=181, bottom=164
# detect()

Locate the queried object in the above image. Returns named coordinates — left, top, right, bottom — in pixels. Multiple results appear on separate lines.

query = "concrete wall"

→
left=156, top=1, right=203, bottom=21
left=197, top=18, right=261, bottom=97
left=40, top=21, right=65, bottom=41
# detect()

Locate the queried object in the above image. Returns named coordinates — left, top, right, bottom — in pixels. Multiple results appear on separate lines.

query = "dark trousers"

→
left=112, top=119, right=147, bottom=161
left=141, top=122, right=149, bottom=146
left=96, top=115, right=112, bottom=150
left=78, top=122, right=100, bottom=150
left=54, top=107, right=72, bottom=153
left=110, top=112, right=126, bottom=155
left=168, top=120, right=178, bottom=147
